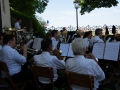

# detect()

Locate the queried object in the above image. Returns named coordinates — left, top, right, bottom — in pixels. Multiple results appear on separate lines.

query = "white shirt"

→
left=66, top=55, right=105, bottom=90
left=51, top=37, right=58, bottom=50
left=1, top=45, right=26, bottom=77
left=14, top=22, right=21, bottom=29
left=33, top=52, right=65, bottom=84
left=51, top=37, right=56, bottom=41
left=89, top=36, right=104, bottom=47
left=84, top=38, right=90, bottom=51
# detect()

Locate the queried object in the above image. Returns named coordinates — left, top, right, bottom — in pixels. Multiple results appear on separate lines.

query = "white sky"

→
left=36, top=0, right=120, bottom=28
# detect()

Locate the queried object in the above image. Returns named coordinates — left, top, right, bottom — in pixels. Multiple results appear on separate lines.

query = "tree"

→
left=9, top=0, right=49, bottom=16
left=77, top=0, right=119, bottom=15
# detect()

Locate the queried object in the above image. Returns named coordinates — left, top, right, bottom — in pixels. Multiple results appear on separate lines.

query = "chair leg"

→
left=107, top=73, right=114, bottom=83
left=20, top=81, right=29, bottom=90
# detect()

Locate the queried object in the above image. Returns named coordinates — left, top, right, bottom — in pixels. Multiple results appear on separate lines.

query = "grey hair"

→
left=72, top=38, right=86, bottom=55
left=95, top=28, right=102, bottom=35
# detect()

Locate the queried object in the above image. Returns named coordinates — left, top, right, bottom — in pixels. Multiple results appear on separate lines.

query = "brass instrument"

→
left=59, top=49, right=62, bottom=55
left=15, top=44, right=39, bottom=54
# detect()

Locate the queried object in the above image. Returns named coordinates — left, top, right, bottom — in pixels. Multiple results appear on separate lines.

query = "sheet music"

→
left=35, top=38, right=43, bottom=50
left=67, top=35, right=71, bottom=43
left=67, top=43, right=74, bottom=57
left=92, top=43, right=105, bottom=59
left=106, top=37, right=111, bottom=43
left=104, top=43, right=119, bottom=61
left=52, top=41, right=58, bottom=50
left=26, top=39, right=33, bottom=47
left=32, top=38, right=38, bottom=49
left=60, top=43, right=69, bottom=56
left=32, top=38, right=43, bottom=50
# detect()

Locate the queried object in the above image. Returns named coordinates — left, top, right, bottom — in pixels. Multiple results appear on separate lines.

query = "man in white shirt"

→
left=66, top=38, right=105, bottom=90
left=1, top=34, right=32, bottom=83
left=83, top=31, right=92, bottom=52
left=51, top=30, right=59, bottom=50
left=89, top=28, right=104, bottom=47
left=14, top=18, right=22, bottom=29
left=33, top=39, right=65, bottom=89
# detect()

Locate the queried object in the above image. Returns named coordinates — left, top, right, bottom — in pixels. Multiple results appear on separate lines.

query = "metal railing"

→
left=47, top=25, right=120, bottom=31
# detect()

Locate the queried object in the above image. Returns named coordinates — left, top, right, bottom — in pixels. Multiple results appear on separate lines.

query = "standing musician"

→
left=1, top=34, right=32, bottom=83
left=14, top=18, right=22, bottom=29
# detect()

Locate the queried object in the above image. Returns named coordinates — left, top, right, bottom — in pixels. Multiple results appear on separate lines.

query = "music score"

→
left=92, top=42, right=120, bottom=61
left=60, top=43, right=74, bottom=57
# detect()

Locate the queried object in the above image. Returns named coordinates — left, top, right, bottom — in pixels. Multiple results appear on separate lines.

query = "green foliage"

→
left=78, top=0, right=119, bottom=15
left=10, top=0, right=48, bottom=38
left=9, top=0, right=49, bottom=16
left=32, top=17, right=46, bottom=38
left=11, top=8, right=46, bottom=38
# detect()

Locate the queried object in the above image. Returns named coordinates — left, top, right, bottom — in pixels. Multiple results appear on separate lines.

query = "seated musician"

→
left=83, top=31, right=92, bottom=53
left=89, top=28, right=104, bottom=47
left=1, top=34, right=32, bottom=83
left=44, top=32, right=52, bottom=40
left=115, top=34, right=120, bottom=42
left=51, top=30, right=60, bottom=50
left=66, top=38, right=105, bottom=90
left=33, top=39, right=65, bottom=89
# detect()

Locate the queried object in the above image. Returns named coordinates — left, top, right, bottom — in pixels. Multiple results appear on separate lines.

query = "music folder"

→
left=92, top=42, right=120, bottom=61
left=32, top=38, right=43, bottom=50
left=60, top=43, right=74, bottom=57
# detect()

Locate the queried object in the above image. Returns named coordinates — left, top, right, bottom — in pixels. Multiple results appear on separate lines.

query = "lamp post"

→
left=73, top=0, right=80, bottom=30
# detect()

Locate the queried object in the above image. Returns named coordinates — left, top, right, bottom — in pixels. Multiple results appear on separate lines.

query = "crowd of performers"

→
left=0, top=26, right=120, bottom=90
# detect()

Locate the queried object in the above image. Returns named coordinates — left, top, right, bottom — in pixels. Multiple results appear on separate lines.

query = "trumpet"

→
left=15, top=44, right=39, bottom=54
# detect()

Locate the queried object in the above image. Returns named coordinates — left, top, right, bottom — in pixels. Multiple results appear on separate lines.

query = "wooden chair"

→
left=0, top=61, right=30, bottom=90
left=32, top=65, right=54, bottom=90
left=66, top=71, right=94, bottom=90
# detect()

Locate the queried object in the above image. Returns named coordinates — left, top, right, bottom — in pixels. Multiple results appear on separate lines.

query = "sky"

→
left=36, top=0, right=120, bottom=28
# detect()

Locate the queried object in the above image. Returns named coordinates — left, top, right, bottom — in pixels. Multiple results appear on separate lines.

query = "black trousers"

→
left=11, top=64, right=32, bottom=83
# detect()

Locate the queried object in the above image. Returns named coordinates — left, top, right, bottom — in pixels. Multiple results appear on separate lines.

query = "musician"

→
left=1, top=34, right=32, bottom=83
left=51, top=30, right=59, bottom=50
left=83, top=31, right=92, bottom=52
left=66, top=38, right=105, bottom=90
left=114, top=34, right=120, bottom=42
left=44, top=32, right=52, bottom=40
left=33, top=39, right=65, bottom=89
left=14, top=18, right=22, bottom=29
left=89, top=28, right=104, bottom=47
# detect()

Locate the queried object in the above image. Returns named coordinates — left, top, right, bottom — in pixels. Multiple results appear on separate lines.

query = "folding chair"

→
left=32, top=65, right=54, bottom=90
left=66, top=71, right=94, bottom=90
left=0, top=61, right=30, bottom=90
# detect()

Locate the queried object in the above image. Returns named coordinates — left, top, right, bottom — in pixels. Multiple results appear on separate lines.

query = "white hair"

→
left=72, top=38, right=86, bottom=55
